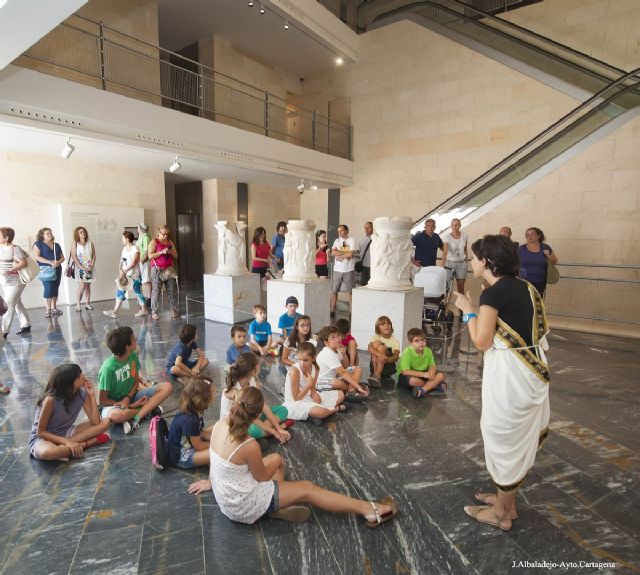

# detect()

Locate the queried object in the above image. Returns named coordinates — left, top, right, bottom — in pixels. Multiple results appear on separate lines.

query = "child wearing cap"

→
left=277, top=296, right=302, bottom=342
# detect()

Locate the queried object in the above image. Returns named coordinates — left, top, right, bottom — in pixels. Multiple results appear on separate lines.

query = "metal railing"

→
left=17, top=14, right=353, bottom=160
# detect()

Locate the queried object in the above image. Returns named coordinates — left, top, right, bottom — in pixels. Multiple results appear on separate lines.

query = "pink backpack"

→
left=149, top=415, right=169, bottom=470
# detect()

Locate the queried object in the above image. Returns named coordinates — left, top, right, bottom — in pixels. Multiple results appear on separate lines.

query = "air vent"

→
left=219, top=151, right=254, bottom=163
left=8, top=107, right=82, bottom=126
left=136, top=133, right=184, bottom=148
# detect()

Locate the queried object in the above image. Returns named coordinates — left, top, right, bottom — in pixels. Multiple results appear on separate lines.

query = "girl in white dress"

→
left=188, top=386, right=398, bottom=526
left=283, top=342, right=346, bottom=422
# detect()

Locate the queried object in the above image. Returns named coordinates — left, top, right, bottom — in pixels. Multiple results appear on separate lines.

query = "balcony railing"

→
left=16, top=14, right=353, bottom=160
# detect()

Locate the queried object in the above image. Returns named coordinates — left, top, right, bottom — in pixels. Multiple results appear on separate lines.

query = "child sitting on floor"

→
left=283, top=342, right=347, bottom=424
left=221, top=352, right=291, bottom=444
left=316, top=326, right=369, bottom=398
left=98, top=326, right=173, bottom=434
left=226, top=325, right=251, bottom=365
left=336, top=318, right=359, bottom=367
left=166, top=323, right=210, bottom=379
left=281, top=315, right=317, bottom=369
left=29, top=364, right=111, bottom=461
left=367, top=316, right=400, bottom=388
left=167, top=376, right=215, bottom=468
left=248, top=304, right=277, bottom=357
left=397, top=327, right=446, bottom=398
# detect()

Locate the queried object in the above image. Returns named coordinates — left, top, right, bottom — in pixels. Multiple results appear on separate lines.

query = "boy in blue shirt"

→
left=248, top=304, right=276, bottom=356
left=277, top=296, right=301, bottom=342
left=226, top=325, right=251, bottom=364
left=167, top=324, right=209, bottom=379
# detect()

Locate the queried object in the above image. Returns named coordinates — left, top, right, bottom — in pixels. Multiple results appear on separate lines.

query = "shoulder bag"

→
left=546, top=260, right=560, bottom=284
left=64, top=244, right=76, bottom=279
left=37, top=243, right=58, bottom=282
left=355, top=239, right=371, bottom=273
left=15, top=246, right=40, bottom=284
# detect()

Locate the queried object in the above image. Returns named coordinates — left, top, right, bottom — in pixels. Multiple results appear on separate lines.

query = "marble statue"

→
left=283, top=219, right=317, bottom=282
left=367, top=216, right=414, bottom=290
left=215, top=221, right=249, bottom=276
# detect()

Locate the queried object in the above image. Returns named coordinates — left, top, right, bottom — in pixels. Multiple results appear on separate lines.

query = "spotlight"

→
left=169, top=156, right=181, bottom=173
left=248, top=0, right=253, bottom=6
left=309, top=180, right=318, bottom=191
left=284, top=20, right=289, bottom=29
left=335, top=57, right=344, bottom=65
left=260, top=3, right=265, bottom=13
left=60, top=138, right=75, bottom=159
left=296, top=179, right=305, bottom=193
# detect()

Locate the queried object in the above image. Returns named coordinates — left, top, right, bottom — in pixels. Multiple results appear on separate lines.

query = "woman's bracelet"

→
left=462, top=313, right=478, bottom=323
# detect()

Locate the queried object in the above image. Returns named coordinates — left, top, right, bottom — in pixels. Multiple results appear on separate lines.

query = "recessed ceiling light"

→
left=335, top=57, right=344, bottom=65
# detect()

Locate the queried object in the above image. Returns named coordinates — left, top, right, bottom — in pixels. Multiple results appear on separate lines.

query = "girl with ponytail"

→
left=189, top=387, right=398, bottom=526
left=220, top=352, right=291, bottom=444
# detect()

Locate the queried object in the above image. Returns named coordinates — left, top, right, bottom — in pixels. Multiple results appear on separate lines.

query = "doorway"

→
left=177, top=213, right=203, bottom=289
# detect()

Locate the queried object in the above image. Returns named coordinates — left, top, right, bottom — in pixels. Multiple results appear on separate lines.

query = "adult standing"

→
left=136, top=222, right=152, bottom=312
left=104, top=231, right=146, bottom=319
left=442, top=218, right=468, bottom=295
left=71, top=226, right=96, bottom=312
left=251, top=227, right=271, bottom=279
left=0, top=227, right=31, bottom=337
left=411, top=219, right=443, bottom=268
left=499, top=226, right=519, bottom=249
left=330, top=224, right=357, bottom=314
left=358, top=221, right=373, bottom=286
left=33, top=228, right=65, bottom=318
left=271, top=221, right=287, bottom=270
left=518, top=227, right=558, bottom=298
left=148, top=225, right=179, bottom=320
left=454, top=235, right=550, bottom=531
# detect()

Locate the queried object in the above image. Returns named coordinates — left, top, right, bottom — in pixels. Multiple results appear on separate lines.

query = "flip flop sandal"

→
left=474, top=492, right=518, bottom=519
left=464, top=505, right=511, bottom=531
left=365, top=496, right=398, bottom=528
left=269, top=505, right=310, bottom=523
left=335, top=403, right=350, bottom=413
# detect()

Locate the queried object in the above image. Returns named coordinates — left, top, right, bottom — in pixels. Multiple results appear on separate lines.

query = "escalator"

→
left=359, top=0, right=625, bottom=98
left=411, top=67, right=640, bottom=232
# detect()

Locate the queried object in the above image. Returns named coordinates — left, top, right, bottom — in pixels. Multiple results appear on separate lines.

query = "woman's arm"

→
left=57, top=245, right=65, bottom=265
left=544, top=246, right=558, bottom=265
left=90, top=242, right=96, bottom=267
left=454, top=290, right=498, bottom=351
left=71, top=242, right=82, bottom=267
left=32, top=244, right=51, bottom=265
left=441, top=242, right=449, bottom=267
left=10, top=249, right=27, bottom=271
left=148, top=239, right=162, bottom=260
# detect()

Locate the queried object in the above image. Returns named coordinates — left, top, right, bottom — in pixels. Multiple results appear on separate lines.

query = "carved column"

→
left=282, top=219, right=317, bottom=282
left=367, top=216, right=414, bottom=290
left=214, top=221, right=249, bottom=275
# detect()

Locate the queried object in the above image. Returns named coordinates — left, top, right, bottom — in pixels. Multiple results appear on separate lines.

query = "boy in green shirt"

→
left=397, top=327, right=446, bottom=398
left=98, top=326, right=173, bottom=433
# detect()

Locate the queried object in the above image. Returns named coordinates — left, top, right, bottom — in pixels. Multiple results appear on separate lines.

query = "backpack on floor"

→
left=149, top=415, right=169, bottom=470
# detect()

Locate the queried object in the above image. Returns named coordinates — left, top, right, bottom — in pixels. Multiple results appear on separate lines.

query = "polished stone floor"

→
left=0, top=297, right=638, bottom=575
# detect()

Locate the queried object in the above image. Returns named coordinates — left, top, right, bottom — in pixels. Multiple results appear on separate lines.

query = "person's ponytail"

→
left=228, top=387, right=264, bottom=441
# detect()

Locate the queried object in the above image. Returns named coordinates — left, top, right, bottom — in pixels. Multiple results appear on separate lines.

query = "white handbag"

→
left=17, top=248, right=41, bottom=284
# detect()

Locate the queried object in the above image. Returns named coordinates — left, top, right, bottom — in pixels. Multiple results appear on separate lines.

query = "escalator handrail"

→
left=416, top=66, right=640, bottom=222
left=369, top=0, right=625, bottom=79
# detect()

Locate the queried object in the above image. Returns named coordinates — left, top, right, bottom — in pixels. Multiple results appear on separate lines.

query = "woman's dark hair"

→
left=316, top=229, right=326, bottom=248
left=526, top=227, right=545, bottom=243
left=37, top=364, right=82, bottom=409
left=123, top=231, right=135, bottom=243
left=287, top=315, right=311, bottom=349
left=0, top=227, right=15, bottom=243
left=35, top=228, right=52, bottom=243
left=252, top=227, right=266, bottom=245
left=180, top=377, right=212, bottom=415
left=179, top=323, right=197, bottom=344
left=335, top=318, right=350, bottom=335
left=471, top=235, right=520, bottom=277
left=228, top=386, right=264, bottom=441
left=225, top=352, right=259, bottom=393
left=106, top=326, right=134, bottom=356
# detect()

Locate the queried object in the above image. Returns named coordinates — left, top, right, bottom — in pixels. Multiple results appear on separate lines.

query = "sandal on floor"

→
left=85, top=305, right=94, bottom=311
left=464, top=505, right=511, bottom=531
left=151, top=313, right=159, bottom=321
left=44, top=311, right=52, bottom=318
left=474, top=492, right=518, bottom=519
left=269, top=505, right=310, bottom=523
left=0, top=384, right=10, bottom=394
left=365, top=496, right=398, bottom=528
left=335, top=403, right=350, bottom=413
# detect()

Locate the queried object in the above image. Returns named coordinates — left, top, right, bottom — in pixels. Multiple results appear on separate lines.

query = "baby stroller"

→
left=413, top=266, right=454, bottom=336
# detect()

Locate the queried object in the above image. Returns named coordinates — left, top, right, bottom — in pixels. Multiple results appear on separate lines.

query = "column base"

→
left=267, top=278, right=330, bottom=331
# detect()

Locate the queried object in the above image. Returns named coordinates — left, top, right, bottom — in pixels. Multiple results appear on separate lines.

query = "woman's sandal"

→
left=474, top=492, right=518, bottom=519
left=335, top=403, right=350, bottom=413
left=0, top=384, right=10, bottom=394
left=464, top=505, right=512, bottom=531
left=270, top=505, right=311, bottom=523
left=365, top=496, right=398, bottom=528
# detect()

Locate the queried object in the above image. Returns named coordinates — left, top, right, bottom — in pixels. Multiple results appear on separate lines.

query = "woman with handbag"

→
left=148, top=225, right=179, bottom=321
left=71, top=226, right=96, bottom=312
left=0, top=227, right=31, bottom=338
left=33, top=227, right=65, bottom=318
left=518, top=227, right=558, bottom=298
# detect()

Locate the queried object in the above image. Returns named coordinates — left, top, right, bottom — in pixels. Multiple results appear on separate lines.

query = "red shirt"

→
left=341, top=334, right=355, bottom=346
left=252, top=242, right=270, bottom=268
left=316, top=247, right=328, bottom=266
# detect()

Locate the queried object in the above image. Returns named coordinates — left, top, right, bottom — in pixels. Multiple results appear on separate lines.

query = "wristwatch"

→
left=462, top=313, right=478, bottom=323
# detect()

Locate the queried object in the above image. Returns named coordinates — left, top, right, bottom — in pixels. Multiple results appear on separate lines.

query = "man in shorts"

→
left=330, top=224, right=357, bottom=314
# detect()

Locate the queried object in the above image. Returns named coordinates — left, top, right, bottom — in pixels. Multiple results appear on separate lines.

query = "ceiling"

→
left=156, top=0, right=343, bottom=78
left=0, top=121, right=332, bottom=189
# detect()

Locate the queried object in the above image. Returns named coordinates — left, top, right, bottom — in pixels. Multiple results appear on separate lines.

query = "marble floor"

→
left=0, top=297, right=638, bottom=575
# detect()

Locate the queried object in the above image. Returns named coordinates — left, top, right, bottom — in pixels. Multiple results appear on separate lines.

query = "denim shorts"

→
left=263, top=481, right=280, bottom=516
left=176, top=447, right=196, bottom=469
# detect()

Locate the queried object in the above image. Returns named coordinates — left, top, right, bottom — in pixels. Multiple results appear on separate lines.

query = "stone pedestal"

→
left=203, top=273, right=260, bottom=324
left=351, top=286, right=424, bottom=351
left=267, top=278, right=330, bottom=332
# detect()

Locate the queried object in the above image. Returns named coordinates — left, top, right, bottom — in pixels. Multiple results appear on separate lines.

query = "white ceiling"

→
left=0, top=122, right=329, bottom=189
left=156, top=0, right=342, bottom=78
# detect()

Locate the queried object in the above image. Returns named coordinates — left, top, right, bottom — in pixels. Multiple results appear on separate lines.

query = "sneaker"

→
left=134, top=309, right=148, bottom=317
left=130, top=419, right=140, bottom=433
left=85, top=305, right=94, bottom=311
left=122, top=420, right=132, bottom=434
left=103, top=310, right=117, bottom=319
left=95, top=433, right=111, bottom=445
left=367, top=376, right=382, bottom=388
left=428, top=383, right=447, bottom=395
left=52, top=308, right=63, bottom=316
left=412, top=387, right=425, bottom=399
left=16, top=326, right=32, bottom=336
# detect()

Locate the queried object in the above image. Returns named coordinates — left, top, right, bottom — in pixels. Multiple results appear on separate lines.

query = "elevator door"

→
left=177, top=213, right=203, bottom=290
